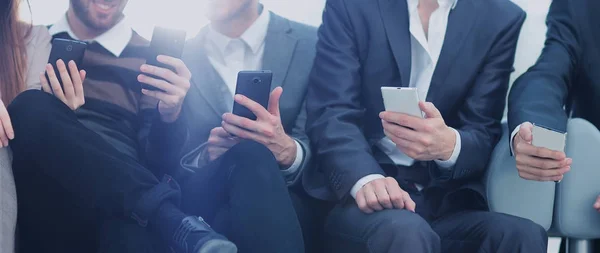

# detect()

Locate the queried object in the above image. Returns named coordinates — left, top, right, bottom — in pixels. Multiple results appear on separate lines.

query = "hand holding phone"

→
left=232, top=71, right=273, bottom=121
left=142, top=26, right=187, bottom=91
left=46, top=38, right=87, bottom=89
left=513, top=122, right=571, bottom=182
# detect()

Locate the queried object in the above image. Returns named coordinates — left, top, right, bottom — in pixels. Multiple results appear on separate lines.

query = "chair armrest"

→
left=485, top=122, right=555, bottom=230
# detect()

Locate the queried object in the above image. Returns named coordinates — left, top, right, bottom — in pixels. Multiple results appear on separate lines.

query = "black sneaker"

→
left=171, top=216, right=237, bottom=253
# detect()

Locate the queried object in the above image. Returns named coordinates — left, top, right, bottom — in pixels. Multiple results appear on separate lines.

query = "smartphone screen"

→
left=46, top=38, right=87, bottom=89
left=143, top=26, right=187, bottom=91
left=232, top=71, right=273, bottom=121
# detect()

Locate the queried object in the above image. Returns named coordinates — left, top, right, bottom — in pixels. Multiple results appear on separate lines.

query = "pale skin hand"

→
left=0, top=101, right=14, bottom=148
left=221, top=87, right=297, bottom=167
left=206, top=127, right=240, bottom=161
left=379, top=102, right=456, bottom=161
left=593, top=195, right=600, bottom=213
left=356, top=177, right=416, bottom=214
left=513, top=122, right=571, bottom=181
left=138, top=55, right=192, bottom=123
left=40, top=59, right=87, bottom=111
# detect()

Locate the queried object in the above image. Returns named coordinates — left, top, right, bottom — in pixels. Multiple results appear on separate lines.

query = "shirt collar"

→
left=207, top=6, right=271, bottom=55
left=407, top=0, right=458, bottom=13
left=49, top=14, right=133, bottom=57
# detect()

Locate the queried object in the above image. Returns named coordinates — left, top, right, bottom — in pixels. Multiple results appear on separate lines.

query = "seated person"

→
left=179, top=0, right=324, bottom=251
left=303, top=0, right=547, bottom=252
left=9, top=0, right=303, bottom=252
left=0, top=1, right=52, bottom=252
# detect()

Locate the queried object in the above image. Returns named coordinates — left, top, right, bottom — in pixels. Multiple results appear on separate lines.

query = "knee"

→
left=370, top=211, right=440, bottom=250
left=227, top=140, right=280, bottom=178
left=486, top=215, right=547, bottom=245
left=8, top=90, right=55, bottom=123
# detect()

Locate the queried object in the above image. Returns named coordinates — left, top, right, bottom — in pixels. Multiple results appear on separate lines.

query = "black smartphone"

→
left=46, top=38, right=87, bottom=89
left=232, top=70, right=273, bottom=121
left=143, top=26, right=187, bottom=91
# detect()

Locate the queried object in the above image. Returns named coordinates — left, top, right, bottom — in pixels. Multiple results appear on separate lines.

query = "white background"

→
left=20, top=0, right=561, bottom=251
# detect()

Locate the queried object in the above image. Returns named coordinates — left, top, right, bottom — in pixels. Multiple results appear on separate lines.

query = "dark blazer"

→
left=179, top=12, right=318, bottom=184
left=304, top=0, right=526, bottom=203
left=509, top=0, right=600, bottom=135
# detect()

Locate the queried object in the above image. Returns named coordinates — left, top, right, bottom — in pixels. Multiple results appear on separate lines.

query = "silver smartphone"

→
left=531, top=124, right=567, bottom=152
left=380, top=87, right=423, bottom=118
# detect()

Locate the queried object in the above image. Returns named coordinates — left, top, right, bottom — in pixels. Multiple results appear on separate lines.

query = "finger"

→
left=211, top=127, right=234, bottom=138
left=355, top=190, right=374, bottom=214
left=141, top=89, right=177, bottom=104
left=382, top=120, right=422, bottom=142
left=208, top=147, right=228, bottom=161
left=372, top=180, right=393, bottom=209
left=419, top=101, right=442, bottom=118
left=518, top=168, right=565, bottom=182
left=519, top=122, right=534, bottom=143
left=379, top=111, right=424, bottom=130
left=516, top=153, right=571, bottom=170
left=516, top=159, right=570, bottom=177
left=594, top=196, right=600, bottom=210
left=139, top=64, right=185, bottom=87
left=208, top=134, right=240, bottom=149
left=0, top=105, right=14, bottom=140
left=363, top=183, right=383, bottom=211
left=267, top=87, right=283, bottom=116
left=403, top=192, right=417, bottom=212
left=384, top=178, right=405, bottom=209
left=0, top=124, right=7, bottom=148
left=68, top=61, right=84, bottom=97
left=138, top=74, right=181, bottom=95
left=39, top=72, right=52, bottom=94
left=517, top=142, right=567, bottom=161
left=222, top=113, right=274, bottom=137
left=234, top=94, right=272, bottom=120
left=222, top=121, right=267, bottom=144
left=157, top=55, right=192, bottom=80
left=46, top=64, right=66, bottom=102
left=57, top=60, right=75, bottom=100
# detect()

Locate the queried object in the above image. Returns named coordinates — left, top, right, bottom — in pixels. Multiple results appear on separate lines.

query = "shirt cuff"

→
left=510, top=124, right=521, bottom=156
left=280, top=139, right=304, bottom=176
left=350, top=174, right=385, bottom=199
left=435, top=128, right=461, bottom=169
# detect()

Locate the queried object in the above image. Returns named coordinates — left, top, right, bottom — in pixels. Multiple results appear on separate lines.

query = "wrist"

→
left=440, top=127, right=456, bottom=161
left=279, top=136, right=297, bottom=167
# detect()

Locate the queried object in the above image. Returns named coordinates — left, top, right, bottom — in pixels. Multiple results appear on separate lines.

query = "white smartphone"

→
left=531, top=124, right=567, bottom=152
left=381, top=87, right=423, bottom=118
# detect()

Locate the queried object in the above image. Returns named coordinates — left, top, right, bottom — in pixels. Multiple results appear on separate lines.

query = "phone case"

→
left=232, top=71, right=273, bottom=121
left=381, top=87, right=423, bottom=118
left=531, top=124, right=567, bottom=152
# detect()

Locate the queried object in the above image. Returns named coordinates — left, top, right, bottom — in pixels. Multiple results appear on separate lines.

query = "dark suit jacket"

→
left=509, top=0, right=600, bottom=135
left=179, top=12, right=318, bottom=184
left=304, top=0, right=526, bottom=205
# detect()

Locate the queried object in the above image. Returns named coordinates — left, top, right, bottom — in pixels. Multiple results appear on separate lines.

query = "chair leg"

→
left=566, top=238, right=593, bottom=253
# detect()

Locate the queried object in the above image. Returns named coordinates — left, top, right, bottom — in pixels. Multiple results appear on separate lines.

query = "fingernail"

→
left=140, top=65, right=148, bottom=71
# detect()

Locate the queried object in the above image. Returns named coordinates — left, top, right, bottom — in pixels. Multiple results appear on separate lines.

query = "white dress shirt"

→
left=204, top=8, right=304, bottom=174
left=351, top=0, right=461, bottom=198
left=49, top=15, right=133, bottom=57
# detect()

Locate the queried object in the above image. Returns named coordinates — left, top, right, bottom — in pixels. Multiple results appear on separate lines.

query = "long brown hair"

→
left=0, top=0, right=30, bottom=106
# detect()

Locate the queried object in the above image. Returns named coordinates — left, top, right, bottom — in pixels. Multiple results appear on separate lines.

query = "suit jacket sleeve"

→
left=437, top=12, right=526, bottom=181
left=306, top=0, right=385, bottom=200
left=508, top=0, right=578, bottom=136
left=286, top=100, right=312, bottom=184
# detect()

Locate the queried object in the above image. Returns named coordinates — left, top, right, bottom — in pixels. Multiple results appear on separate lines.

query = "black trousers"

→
left=324, top=190, right=548, bottom=253
left=9, top=90, right=304, bottom=253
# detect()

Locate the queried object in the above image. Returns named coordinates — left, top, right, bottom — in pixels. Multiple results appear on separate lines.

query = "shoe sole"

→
left=197, top=239, right=238, bottom=253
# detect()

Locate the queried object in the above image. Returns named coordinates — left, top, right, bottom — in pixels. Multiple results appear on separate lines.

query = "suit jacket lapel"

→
left=183, top=29, right=231, bottom=117
left=378, top=0, right=412, bottom=88
left=262, top=13, right=297, bottom=90
left=427, top=0, right=479, bottom=104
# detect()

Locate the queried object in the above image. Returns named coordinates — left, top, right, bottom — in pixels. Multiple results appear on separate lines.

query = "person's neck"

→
left=212, top=5, right=260, bottom=38
left=66, top=9, right=116, bottom=40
